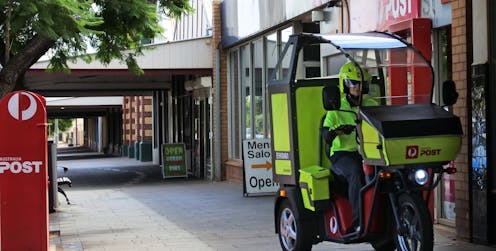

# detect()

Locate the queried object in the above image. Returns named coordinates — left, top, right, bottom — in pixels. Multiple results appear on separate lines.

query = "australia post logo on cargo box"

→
left=406, top=145, right=441, bottom=159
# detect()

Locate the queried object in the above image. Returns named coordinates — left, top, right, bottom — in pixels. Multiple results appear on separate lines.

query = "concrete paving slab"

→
left=49, top=157, right=496, bottom=251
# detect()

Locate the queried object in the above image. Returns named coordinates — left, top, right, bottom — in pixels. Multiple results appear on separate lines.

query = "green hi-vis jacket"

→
left=323, top=95, right=378, bottom=157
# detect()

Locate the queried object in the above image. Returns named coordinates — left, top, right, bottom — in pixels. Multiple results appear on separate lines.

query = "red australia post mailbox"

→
left=0, top=91, right=48, bottom=250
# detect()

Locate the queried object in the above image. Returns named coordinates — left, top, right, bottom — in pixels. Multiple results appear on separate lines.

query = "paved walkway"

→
left=49, top=157, right=496, bottom=251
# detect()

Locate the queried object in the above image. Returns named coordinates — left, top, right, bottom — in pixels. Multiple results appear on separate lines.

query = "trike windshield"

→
left=271, top=32, right=434, bottom=106
left=343, top=46, right=433, bottom=105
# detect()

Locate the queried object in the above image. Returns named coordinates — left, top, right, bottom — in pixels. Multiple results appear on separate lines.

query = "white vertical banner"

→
left=242, top=139, right=279, bottom=195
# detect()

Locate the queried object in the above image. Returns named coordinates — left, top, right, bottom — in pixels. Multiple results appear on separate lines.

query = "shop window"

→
left=432, top=27, right=455, bottom=224
left=253, top=39, right=264, bottom=139
left=228, top=26, right=293, bottom=160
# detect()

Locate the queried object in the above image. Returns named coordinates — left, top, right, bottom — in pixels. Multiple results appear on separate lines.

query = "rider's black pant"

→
left=330, top=151, right=364, bottom=229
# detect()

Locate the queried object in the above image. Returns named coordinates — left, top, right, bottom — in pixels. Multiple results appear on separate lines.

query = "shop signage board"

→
left=221, top=0, right=335, bottom=47
left=162, top=143, right=188, bottom=178
left=0, top=91, right=48, bottom=251
left=242, top=139, right=279, bottom=196
left=420, top=0, right=452, bottom=28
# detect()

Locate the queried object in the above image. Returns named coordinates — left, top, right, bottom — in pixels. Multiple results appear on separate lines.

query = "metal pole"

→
left=54, top=119, right=59, bottom=144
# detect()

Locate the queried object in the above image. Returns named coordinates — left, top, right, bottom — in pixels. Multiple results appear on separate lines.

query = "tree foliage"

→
left=48, top=118, right=74, bottom=136
left=0, top=0, right=193, bottom=98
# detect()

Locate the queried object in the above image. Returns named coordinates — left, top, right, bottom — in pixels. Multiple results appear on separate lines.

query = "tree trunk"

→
left=0, top=35, right=54, bottom=99
left=0, top=69, right=19, bottom=98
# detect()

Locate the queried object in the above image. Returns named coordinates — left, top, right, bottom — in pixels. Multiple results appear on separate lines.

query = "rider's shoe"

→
left=347, top=225, right=360, bottom=234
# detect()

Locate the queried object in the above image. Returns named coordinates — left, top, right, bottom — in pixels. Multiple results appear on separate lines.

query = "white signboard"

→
left=242, top=139, right=279, bottom=195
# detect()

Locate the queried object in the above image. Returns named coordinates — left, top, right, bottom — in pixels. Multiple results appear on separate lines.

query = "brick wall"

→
left=130, top=96, right=136, bottom=143
left=451, top=0, right=471, bottom=241
left=212, top=0, right=233, bottom=181
left=225, top=160, right=243, bottom=183
left=122, top=95, right=153, bottom=143
left=142, top=96, right=153, bottom=142
left=138, top=96, right=143, bottom=141
left=123, top=96, right=131, bottom=144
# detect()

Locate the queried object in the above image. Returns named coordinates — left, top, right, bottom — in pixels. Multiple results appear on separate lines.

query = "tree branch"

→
left=3, top=35, right=55, bottom=75
left=0, top=35, right=55, bottom=96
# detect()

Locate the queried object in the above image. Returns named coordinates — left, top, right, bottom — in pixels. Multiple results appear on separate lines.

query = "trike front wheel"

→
left=394, top=193, right=433, bottom=251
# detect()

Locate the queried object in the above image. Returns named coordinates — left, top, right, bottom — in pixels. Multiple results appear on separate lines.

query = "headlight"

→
left=413, top=169, right=429, bottom=186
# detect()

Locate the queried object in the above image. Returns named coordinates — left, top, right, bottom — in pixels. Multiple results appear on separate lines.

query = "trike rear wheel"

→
left=277, top=199, right=313, bottom=251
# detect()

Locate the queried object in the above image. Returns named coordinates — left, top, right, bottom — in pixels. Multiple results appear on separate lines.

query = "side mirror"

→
left=322, top=85, right=341, bottom=110
left=442, top=80, right=458, bottom=106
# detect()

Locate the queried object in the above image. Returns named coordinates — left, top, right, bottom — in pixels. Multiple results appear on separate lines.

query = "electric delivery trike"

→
left=269, top=32, right=462, bottom=251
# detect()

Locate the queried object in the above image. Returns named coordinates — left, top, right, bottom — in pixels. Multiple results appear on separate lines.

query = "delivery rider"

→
left=322, top=61, right=377, bottom=233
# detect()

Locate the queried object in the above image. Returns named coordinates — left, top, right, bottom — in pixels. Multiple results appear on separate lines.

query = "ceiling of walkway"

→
left=25, top=68, right=211, bottom=97
left=26, top=38, right=213, bottom=97
left=25, top=38, right=213, bottom=117
left=46, top=97, right=123, bottom=118
left=27, top=68, right=212, bottom=118
left=26, top=68, right=211, bottom=118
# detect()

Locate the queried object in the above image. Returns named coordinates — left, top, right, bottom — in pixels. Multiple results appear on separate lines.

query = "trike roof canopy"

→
left=318, top=32, right=407, bottom=49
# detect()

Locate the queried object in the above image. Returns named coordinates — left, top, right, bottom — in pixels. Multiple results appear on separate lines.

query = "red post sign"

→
left=0, top=91, right=48, bottom=250
left=377, top=0, right=420, bottom=31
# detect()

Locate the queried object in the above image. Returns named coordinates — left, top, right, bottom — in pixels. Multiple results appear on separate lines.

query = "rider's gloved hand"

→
left=335, top=124, right=355, bottom=135
left=322, top=125, right=355, bottom=144
left=321, top=127, right=337, bottom=144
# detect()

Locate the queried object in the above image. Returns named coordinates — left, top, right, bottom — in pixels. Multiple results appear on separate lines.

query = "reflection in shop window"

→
left=272, top=26, right=293, bottom=81
left=253, top=38, right=264, bottom=139
left=229, top=50, right=240, bottom=159
left=241, top=45, right=251, bottom=140
left=281, top=26, right=292, bottom=43
left=265, top=32, right=277, bottom=139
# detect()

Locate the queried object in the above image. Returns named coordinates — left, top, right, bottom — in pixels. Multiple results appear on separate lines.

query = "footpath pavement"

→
left=49, top=156, right=496, bottom=251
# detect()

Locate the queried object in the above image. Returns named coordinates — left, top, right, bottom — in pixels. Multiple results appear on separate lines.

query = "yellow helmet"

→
left=339, top=61, right=371, bottom=94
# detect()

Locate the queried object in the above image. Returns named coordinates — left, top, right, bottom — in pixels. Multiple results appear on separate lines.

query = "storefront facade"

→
left=120, top=0, right=214, bottom=180
left=217, top=0, right=460, bottom=228
left=212, top=0, right=495, bottom=244
left=216, top=0, right=338, bottom=182
left=373, top=0, right=458, bottom=229
left=469, top=0, right=496, bottom=244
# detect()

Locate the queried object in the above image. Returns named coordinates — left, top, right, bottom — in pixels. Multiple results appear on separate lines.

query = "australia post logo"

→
left=406, top=146, right=418, bottom=159
left=0, top=157, right=42, bottom=174
left=377, top=0, right=419, bottom=30
left=7, top=91, right=37, bottom=121
left=406, top=145, right=441, bottom=159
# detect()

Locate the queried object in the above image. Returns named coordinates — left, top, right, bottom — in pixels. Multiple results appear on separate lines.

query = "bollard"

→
left=48, top=140, right=58, bottom=213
